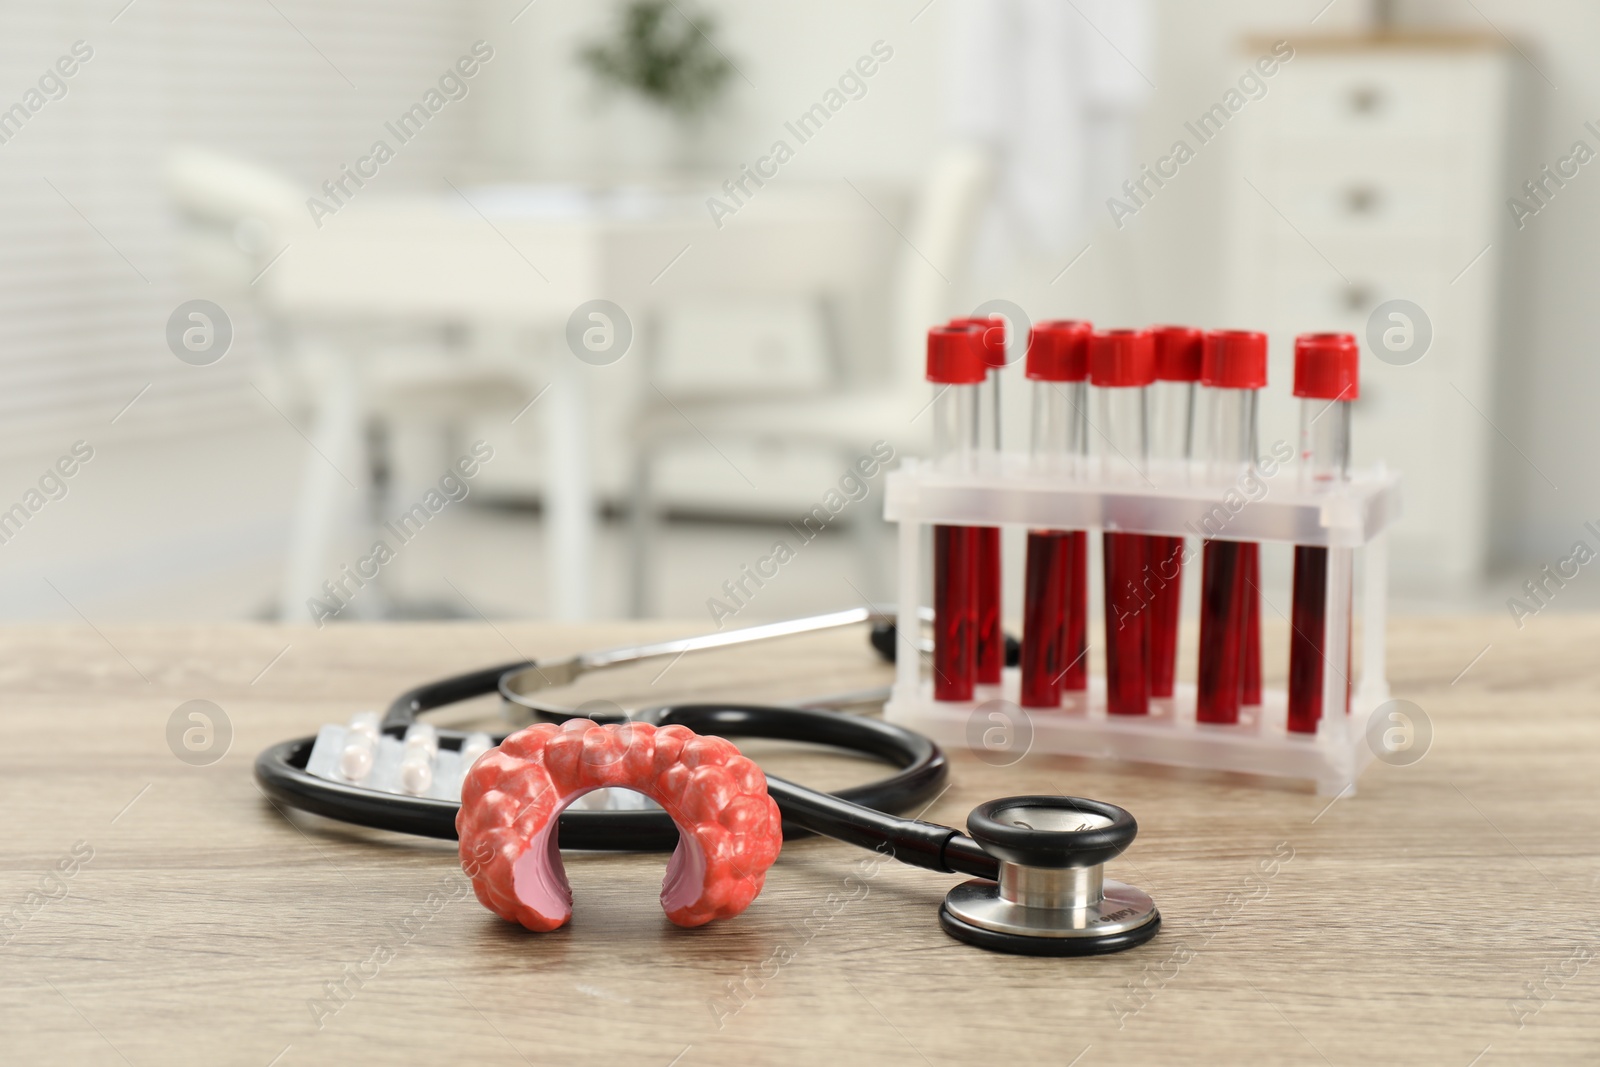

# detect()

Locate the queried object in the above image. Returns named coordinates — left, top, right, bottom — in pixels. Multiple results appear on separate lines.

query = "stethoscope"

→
left=255, top=607, right=1160, bottom=956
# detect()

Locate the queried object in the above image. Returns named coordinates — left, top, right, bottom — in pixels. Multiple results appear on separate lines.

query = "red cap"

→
left=1026, top=320, right=1092, bottom=382
left=948, top=316, right=1007, bottom=368
left=1151, top=326, right=1204, bottom=382
left=1294, top=332, right=1360, bottom=400
left=925, top=324, right=987, bottom=384
left=1201, top=330, right=1268, bottom=390
left=1088, top=329, right=1156, bottom=388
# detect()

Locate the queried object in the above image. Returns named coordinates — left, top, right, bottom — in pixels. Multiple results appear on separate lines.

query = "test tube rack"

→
left=882, top=453, right=1401, bottom=796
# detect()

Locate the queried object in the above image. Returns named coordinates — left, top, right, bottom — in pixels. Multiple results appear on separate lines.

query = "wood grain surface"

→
left=1, top=615, right=1596, bottom=1066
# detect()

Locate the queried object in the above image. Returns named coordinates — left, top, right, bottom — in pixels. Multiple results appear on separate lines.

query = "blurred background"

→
left=0, top=0, right=1589, bottom=626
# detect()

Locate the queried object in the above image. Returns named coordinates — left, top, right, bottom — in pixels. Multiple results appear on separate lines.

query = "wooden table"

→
left=2, top=617, right=1596, bottom=1065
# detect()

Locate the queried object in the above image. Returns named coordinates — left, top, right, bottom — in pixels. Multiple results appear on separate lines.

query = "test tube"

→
left=1147, top=326, right=1202, bottom=699
left=1019, top=320, right=1092, bottom=708
left=1288, top=333, right=1359, bottom=733
left=1195, top=330, right=1267, bottom=725
left=947, top=316, right=1008, bottom=685
left=1089, top=328, right=1156, bottom=717
left=927, top=324, right=987, bottom=702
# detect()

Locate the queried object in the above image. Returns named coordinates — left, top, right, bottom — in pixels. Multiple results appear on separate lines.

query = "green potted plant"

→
left=578, top=0, right=737, bottom=171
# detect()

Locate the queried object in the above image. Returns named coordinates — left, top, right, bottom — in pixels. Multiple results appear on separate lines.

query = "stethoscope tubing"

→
left=251, top=611, right=1161, bottom=955
left=254, top=695, right=994, bottom=878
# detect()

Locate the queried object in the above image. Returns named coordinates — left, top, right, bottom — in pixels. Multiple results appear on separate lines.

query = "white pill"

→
left=403, top=723, right=438, bottom=758
left=459, top=732, right=492, bottom=767
left=400, top=752, right=434, bottom=795
left=347, top=711, right=381, bottom=743
left=339, top=735, right=375, bottom=781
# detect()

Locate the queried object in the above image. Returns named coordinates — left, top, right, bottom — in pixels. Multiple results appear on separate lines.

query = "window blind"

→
left=0, top=0, right=480, bottom=455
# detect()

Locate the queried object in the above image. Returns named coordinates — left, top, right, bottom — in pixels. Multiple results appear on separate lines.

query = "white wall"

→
left=477, top=0, right=948, bottom=183
left=477, top=0, right=1392, bottom=349
left=1043, top=0, right=1600, bottom=572
left=9, top=0, right=1577, bottom=621
left=1158, top=0, right=1600, bottom=569
left=1161, top=0, right=1600, bottom=573
left=475, top=0, right=1593, bottom=575
left=1396, top=0, right=1600, bottom=566
left=0, top=0, right=492, bottom=619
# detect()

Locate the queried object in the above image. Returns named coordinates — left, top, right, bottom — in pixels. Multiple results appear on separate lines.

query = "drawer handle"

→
left=1344, top=185, right=1382, bottom=215
left=1341, top=284, right=1374, bottom=313
left=1347, top=85, right=1386, bottom=115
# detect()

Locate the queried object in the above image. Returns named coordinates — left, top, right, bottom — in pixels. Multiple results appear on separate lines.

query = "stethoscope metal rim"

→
left=941, top=879, right=1158, bottom=938
left=937, top=899, right=1162, bottom=956
left=937, top=794, right=1161, bottom=954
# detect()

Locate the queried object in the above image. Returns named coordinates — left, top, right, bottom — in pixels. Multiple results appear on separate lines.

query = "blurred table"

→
left=3, top=614, right=1596, bottom=1064
left=268, top=182, right=887, bottom=619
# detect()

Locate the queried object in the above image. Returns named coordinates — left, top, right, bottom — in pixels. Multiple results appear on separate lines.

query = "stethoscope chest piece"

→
left=939, top=796, right=1160, bottom=956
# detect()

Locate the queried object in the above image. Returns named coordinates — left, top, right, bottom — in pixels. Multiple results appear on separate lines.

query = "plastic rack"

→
left=883, top=453, right=1401, bottom=796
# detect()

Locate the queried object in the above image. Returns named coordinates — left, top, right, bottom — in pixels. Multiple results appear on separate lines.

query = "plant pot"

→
left=590, top=94, right=710, bottom=178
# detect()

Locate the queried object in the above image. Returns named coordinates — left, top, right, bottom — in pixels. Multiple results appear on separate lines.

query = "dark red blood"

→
left=1146, top=535, right=1185, bottom=699
left=1197, top=539, right=1245, bottom=724
left=1020, top=530, right=1069, bottom=708
left=1062, top=530, right=1089, bottom=691
left=974, top=526, right=1003, bottom=684
left=1240, top=541, right=1262, bottom=706
left=1288, top=545, right=1350, bottom=730
left=934, top=524, right=976, bottom=700
left=1102, top=531, right=1150, bottom=716
left=1288, top=545, right=1326, bottom=733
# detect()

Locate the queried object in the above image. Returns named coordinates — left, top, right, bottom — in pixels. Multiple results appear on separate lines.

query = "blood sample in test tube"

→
left=1195, top=330, right=1268, bottom=725
left=1146, top=326, right=1203, bottom=699
left=1089, top=328, right=1156, bottom=717
left=947, top=316, right=1007, bottom=686
left=1241, top=540, right=1263, bottom=706
left=1287, top=332, right=1359, bottom=733
left=927, top=323, right=987, bottom=702
left=1019, top=320, right=1092, bottom=709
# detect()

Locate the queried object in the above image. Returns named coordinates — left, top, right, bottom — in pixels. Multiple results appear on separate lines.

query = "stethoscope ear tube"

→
left=868, top=619, right=1021, bottom=669
left=381, top=660, right=527, bottom=733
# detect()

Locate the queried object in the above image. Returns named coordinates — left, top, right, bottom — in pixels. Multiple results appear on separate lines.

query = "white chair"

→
left=626, top=144, right=997, bottom=615
left=167, top=148, right=538, bottom=621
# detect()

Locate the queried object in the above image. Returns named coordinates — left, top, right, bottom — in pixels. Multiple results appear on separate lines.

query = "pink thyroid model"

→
left=456, top=719, right=782, bottom=931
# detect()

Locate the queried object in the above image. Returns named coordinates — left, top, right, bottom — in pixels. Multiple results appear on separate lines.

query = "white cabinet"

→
left=1222, top=37, right=1514, bottom=588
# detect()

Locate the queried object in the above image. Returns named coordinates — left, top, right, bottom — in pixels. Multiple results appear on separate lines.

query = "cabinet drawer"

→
left=1256, top=53, right=1498, bottom=141
left=1270, top=171, right=1457, bottom=242
left=1246, top=237, right=1456, bottom=308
